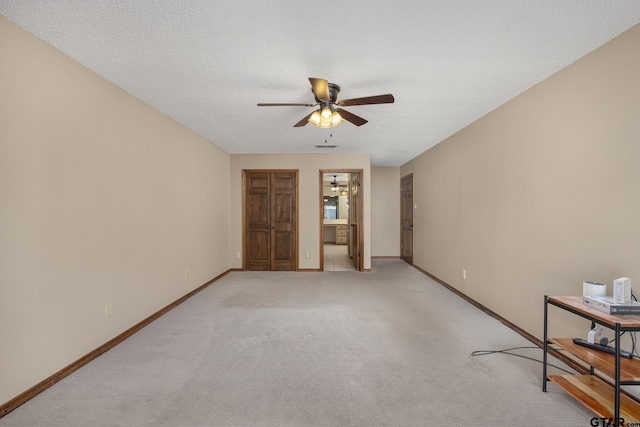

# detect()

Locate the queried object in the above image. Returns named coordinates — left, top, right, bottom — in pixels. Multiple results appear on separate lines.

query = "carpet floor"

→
left=0, top=259, right=595, bottom=426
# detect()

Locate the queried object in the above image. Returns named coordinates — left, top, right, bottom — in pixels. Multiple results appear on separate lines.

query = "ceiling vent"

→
left=314, top=144, right=337, bottom=148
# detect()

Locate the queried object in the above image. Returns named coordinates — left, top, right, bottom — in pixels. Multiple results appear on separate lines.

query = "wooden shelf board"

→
left=550, top=338, right=640, bottom=382
left=548, top=296, right=640, bottom=329
left=549, top=375, right=640, bottom=423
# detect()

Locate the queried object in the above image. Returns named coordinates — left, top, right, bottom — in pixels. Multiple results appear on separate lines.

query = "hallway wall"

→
left=371, top=167, right=401, bottom=257
left=401, top=24, right=640, bottom=339
left=229, top=154, right=371, bottom=270
left=0, top=17, right=230, bottom=406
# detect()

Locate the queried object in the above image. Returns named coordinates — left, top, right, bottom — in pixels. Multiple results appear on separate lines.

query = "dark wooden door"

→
left=245, top=171, right=297, bottom=271
left=401, top=174, right=413, bottom=265
left=271, top=172, right=297, bottom=271
left=246, top=172, right=271, bottom=271
left=349, top=172, right=361, bottom=271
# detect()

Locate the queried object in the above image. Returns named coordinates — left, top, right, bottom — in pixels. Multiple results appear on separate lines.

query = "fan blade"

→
left=257, top=103, right=315, bottom=107
left=309, top=78, right=330, bottom=102
left=337, top=94, right=395, bottom=107
left=335, top=108, right=368, bottom=126
left=293, top=112, right=315, bottom=127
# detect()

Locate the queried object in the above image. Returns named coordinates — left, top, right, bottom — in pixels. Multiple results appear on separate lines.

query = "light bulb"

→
left=308, top=111, right=321, bottom=126
left=332, top=111, right=343, bottom=126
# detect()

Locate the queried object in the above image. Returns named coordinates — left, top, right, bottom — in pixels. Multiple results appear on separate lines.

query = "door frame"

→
left=319, top=169, right=364, bottom=271
left=242, top=169, right=299, bottom=271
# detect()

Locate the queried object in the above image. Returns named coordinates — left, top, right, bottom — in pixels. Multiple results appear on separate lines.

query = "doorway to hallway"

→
left=319, top=169, right=364, bottom=272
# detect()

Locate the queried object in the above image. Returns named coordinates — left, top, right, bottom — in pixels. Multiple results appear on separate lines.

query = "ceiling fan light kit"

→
left=308, top=106, right=343, bottom=128
left=330, top=176, right=339, bottom=191
left=258, top=77, right=393, bottom=128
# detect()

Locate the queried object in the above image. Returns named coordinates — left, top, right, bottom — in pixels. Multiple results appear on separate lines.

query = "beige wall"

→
left=229, top=154, right=371, bottom=270
left=371, top=167, right=401, bottom=257
left=401, top=24, right=640, bottom=340
left=0, top=17, right=230, bottom=405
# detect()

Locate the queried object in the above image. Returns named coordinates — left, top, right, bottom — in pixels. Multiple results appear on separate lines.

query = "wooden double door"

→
left=244, top=170, right=298, bottom=271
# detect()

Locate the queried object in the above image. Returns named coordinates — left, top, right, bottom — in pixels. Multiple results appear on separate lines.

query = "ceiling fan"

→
left=257, top=77, right=394, bottom=128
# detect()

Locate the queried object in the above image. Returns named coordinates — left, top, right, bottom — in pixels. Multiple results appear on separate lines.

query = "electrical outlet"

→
left=105, top=303, right=112, bottom=318
left=462, top=269, right=467, bottom=280
left=305, top=251, right=310, bottom=259
left=235, top=251, right=241, bottom=259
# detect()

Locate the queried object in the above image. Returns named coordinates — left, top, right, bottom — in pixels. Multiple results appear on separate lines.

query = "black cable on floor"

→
left=470, top=346, right=574, bottom=375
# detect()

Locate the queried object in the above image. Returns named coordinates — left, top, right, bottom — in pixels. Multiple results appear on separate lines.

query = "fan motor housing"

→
left=313, top=83, right=341, bottom=103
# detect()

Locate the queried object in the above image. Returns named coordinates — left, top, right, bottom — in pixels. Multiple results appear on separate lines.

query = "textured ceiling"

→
left=2, top=1, right=640, bottom=166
